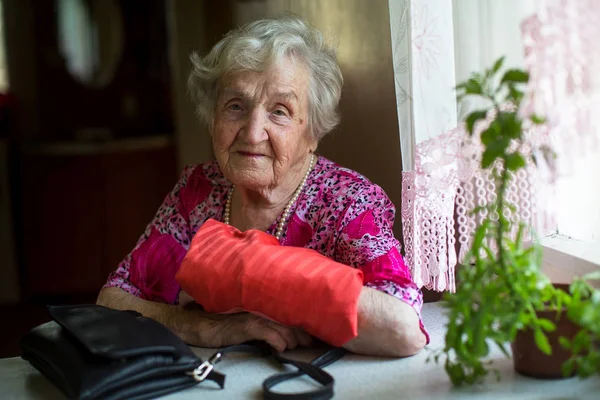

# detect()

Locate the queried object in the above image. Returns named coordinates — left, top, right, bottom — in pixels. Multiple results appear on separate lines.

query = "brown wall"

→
left=2, top=0, right=39, bottom=137
left=0, top=140, right=19, bottom=303
left=167, top=0, right=214, bottom=168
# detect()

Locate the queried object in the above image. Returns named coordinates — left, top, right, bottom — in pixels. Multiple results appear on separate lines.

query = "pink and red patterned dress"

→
left=104, top=155, right=429, bottom=340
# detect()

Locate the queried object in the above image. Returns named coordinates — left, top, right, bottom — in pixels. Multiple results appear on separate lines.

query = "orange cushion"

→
left=176, top=219, right=364, bottom=347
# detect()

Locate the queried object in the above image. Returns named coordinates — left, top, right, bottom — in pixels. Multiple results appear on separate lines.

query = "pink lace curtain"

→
left=399, top=0, right=600, bottom=292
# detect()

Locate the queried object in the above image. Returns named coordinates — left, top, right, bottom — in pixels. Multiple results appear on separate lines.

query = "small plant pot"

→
left=511, top=309, right=579, bottom=379
left=511, top=284, right=580, bottom=379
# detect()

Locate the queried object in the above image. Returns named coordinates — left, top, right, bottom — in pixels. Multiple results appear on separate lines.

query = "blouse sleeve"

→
left=102, top=165, right=198, bottom=304
left=333, top=184, right=429, bottom=341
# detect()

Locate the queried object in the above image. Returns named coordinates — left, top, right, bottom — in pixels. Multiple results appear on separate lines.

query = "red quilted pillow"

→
left=175, top=219, right=364, bottom=347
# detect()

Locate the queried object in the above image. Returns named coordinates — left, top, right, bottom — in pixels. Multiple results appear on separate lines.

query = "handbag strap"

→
left=189, top=342, right=272, bottom=388
left=189, top=342, right=346, bottom=400
left=264, top=347, right=347, bottom=400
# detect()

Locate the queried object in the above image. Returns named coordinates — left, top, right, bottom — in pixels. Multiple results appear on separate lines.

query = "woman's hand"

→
left=188, top=310, right=312, bottom=352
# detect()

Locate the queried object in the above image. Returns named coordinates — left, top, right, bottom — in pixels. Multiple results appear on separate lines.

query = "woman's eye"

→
left=228, top=103, right=242, bottom=111
left=273, top=109, right=287, bottom=117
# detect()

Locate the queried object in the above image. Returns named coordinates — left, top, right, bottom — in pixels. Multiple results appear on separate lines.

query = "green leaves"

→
left=583, top=270, right=600, bottom=282
left=534, top=329, right=552, bottom=355
left=537, top=318, right=557, bottom=332
left=557, top=276, right=600, bottom=378
left=500, top=69, right=529, bottom=85
left=507, top=85, right=525, bottom=104
left=472, top=220, right=490, bottom=249
left=558, top=336, right=571, bottom=349
left=480, top=125, right=497, bottom=146
left=498, top=70, right=528, bottom=106
left=498, top=112, right=523, bottom=139
left=481, top=148, right=498, bottom=169
left=437, top=57, right=600, bottom=388
left=495, top=340, right=511, bottom=359
left=456, top=78, right=483, bottom=96
left=572, top=330, right=591, bottom=354
left=476, top=111, right=527, bottom=170
left=515, top=222, right=525, bottom=250
left=481, top=135, right=510, bottom=168
left=562, top=358, right=576, bottom=377
left=466, top=110, right=488, bottom=135
left=577, top=352, right=600, bottom=377
left=445, top=359, right=467, bottom=387
left=530, top=114, right=546, bottom=125
left=505, top=153, right=526, bottom=171
left=492, top=56, right=505, bottom=74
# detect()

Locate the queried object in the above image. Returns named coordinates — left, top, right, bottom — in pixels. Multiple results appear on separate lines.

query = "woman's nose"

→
left=241, top=109, right=269, bottom=144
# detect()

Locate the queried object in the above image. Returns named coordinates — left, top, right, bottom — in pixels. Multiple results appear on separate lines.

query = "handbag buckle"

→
left=188, top=352, right=223, bottom=382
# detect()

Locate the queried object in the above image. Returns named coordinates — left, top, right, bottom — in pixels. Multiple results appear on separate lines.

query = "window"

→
left=453, top=0, right=600, bottom=280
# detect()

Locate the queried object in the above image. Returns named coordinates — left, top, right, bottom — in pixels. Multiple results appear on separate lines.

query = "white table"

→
left=1, top=303, right=599, bottom=399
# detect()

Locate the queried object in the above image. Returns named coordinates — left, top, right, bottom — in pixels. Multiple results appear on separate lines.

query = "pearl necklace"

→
left=223, top=154, right=315, bottom=241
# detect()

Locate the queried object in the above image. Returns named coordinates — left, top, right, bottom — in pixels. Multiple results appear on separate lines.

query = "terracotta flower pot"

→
left=511, top=284, right=579, bottom=379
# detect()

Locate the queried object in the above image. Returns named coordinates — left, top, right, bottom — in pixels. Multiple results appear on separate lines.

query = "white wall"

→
left=554, top=146, right=600, bottom=243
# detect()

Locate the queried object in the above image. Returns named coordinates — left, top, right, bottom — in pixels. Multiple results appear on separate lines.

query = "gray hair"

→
left=188, top=15, right=343, bottom=140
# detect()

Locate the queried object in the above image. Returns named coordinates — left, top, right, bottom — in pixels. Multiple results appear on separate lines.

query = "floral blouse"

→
left=104, top=155, right=428, bottom=340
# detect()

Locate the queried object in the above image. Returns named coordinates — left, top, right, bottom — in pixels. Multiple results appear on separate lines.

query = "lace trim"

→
left=401, top=127, right=461, bottom=292
left=402, top=125, right=545, bottom=293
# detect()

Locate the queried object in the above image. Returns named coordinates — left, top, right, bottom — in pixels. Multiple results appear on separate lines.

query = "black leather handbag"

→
left=20, top=304, right=345, bottom=400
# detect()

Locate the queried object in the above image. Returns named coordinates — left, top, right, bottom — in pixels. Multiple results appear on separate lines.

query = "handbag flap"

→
left=48, top=304, right=183, bottom=360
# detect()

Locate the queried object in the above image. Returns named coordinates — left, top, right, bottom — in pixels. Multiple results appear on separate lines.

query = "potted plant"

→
left=429, top=56, right=600, bottom=386
left=559, top=272, right=600, bottom=378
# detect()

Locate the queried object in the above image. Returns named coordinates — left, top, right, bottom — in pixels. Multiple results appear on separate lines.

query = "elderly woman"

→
left=97, top=15, right=428, bottom=357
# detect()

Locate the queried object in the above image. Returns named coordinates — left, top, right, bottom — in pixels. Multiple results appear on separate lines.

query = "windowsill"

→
left=540, top=233, right=600, bottom=287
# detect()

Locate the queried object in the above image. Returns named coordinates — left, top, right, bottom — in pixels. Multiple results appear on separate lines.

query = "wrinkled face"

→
left=212, top=57, right=317, bottom=191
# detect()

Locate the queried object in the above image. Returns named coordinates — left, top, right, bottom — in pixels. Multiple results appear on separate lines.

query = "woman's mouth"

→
left=237, top=151, right=263, bottom=158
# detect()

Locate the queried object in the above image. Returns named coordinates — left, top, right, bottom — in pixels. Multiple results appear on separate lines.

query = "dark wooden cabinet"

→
left=102, top=146, right=178, bottom=274
left=17, top=139, right=177, bottom=300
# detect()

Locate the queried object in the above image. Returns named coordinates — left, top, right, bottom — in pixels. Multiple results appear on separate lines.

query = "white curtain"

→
left=389, top=0, right=459, bottom=291
left=452, top=0, right=536, bottom=118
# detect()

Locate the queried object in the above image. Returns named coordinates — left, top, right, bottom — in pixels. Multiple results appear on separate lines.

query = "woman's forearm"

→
left=97, top=286, right=426, bottom=355
left=343, top=286, right=426, bottom=357
left=96, top=287, right=311, bottom=351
